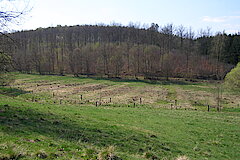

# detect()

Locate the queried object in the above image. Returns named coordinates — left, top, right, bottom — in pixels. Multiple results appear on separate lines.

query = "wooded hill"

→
left=2, top=24, right=240, bottom=79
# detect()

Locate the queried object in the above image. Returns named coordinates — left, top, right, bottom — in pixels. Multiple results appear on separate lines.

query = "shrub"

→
left=224, top=63, right=240, bottom=91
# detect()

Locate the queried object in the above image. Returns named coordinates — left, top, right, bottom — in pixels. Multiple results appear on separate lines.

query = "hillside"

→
left=1, top=1, right=240, bottom=160
left=0, top=73, right=240, bottom=159
left=2, top=24, right=239, bottom=79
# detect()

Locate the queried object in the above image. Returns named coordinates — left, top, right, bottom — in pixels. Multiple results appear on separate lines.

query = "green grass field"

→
left=0, top=73, right=240, bottom=159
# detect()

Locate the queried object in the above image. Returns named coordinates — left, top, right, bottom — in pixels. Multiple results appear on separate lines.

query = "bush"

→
left=224, top=63, right=240, bottom=91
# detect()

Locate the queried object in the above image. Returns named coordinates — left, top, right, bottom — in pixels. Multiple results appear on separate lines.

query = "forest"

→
left=1, top=23, right=240, bottom=80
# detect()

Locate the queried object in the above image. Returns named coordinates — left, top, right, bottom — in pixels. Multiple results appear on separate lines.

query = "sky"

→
left=3, top=0, right=240, bottom=34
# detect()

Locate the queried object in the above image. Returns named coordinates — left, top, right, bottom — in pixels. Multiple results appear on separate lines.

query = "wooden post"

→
left=95, top=101, right=98, bottom=107
left=110, top=98, right=112, bottom=103
left=133, top=102, right=136, bottom=107
left=140, top=98, right=142, bottom=104
left=207, top=105, right=210, bottom=112
left=80, top=95, right=83, bottom=101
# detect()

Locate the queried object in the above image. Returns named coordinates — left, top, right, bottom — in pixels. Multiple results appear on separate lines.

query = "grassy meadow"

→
left=0, top=73, right=240, bottom=159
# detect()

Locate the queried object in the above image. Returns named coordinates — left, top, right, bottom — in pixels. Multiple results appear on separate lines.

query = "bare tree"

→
left=176, top=25, right=186, bottom=52
left=0, top=0, right=30, bottom=85
left=185, top=27, right=195, bottom=78
left=211, top=31, right=227, bottom=111
left=161, top=23, right=174, bottom=80
left=0, top=0, right=30, bottom=32
left=211, top=31, right=227, bottom=79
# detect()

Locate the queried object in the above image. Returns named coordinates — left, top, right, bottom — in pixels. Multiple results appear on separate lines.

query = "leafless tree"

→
left=176, top=25, right=186, bottom=52
left=0, top=0, right=30, bottom=84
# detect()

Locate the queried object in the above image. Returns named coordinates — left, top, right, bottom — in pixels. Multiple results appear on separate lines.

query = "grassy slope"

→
left=0, top=73, right=240, bottom=159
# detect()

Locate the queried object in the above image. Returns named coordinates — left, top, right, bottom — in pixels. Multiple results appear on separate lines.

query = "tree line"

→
left=2, top=23, right=240, bottom=80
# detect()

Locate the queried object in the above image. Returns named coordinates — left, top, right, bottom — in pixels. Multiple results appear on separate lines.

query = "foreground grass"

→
left=0, top=73, right=240, bottom=159
left=1, top=95, right=240, bottom=159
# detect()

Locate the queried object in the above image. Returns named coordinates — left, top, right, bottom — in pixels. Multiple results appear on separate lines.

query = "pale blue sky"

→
left=12, top=0, right=240, bottom=34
